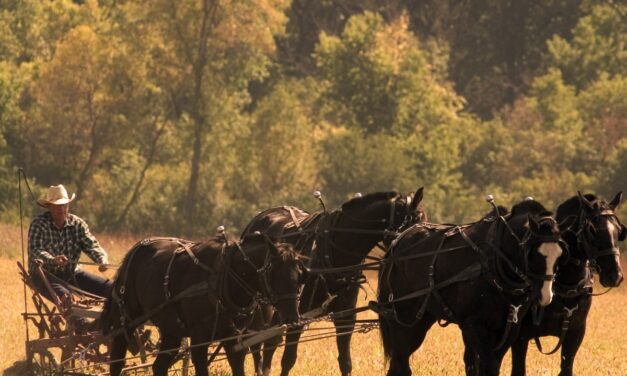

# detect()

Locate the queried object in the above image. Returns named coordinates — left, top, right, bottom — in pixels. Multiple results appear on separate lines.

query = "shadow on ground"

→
left=3, top=361, right=28, bottom=376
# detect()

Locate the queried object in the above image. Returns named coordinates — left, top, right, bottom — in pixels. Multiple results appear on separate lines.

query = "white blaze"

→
left=607, top=220, right=621, bottom=266
left=538, top=242, right=562, bottom=306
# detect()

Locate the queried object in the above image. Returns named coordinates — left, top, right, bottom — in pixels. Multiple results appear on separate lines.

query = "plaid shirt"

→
left=28, top=212, right=108, bottom=281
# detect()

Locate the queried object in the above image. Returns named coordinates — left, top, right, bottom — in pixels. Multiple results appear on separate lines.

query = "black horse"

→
left=100, top=233, right=306, bottom=376
left=509, top=192, right=625, bottom=376
left=378, top=198, right=566, bottom=376
left=241, top=188, right=426, bottom=376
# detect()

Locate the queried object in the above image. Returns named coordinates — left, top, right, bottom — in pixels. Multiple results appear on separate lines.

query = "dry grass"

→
left=1, top=224, right=626, bottom=375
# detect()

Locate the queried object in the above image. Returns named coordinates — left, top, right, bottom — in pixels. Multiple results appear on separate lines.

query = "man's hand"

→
left=98, top=264, right=108, bottom=273
left=53, top=255, right=69, bottom=267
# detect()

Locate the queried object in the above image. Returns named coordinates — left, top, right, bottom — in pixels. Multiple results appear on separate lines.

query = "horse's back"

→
left=383, top=222, right=490, bottom=312
left=117, top=238, right=223, bottom=326
left=241, top=206, right=309, bottom=239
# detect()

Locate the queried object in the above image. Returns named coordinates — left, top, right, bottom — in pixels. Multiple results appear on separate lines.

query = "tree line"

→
left=0, top=0, right=625, bottom=236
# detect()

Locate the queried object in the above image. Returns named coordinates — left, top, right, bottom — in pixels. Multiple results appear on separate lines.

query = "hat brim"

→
left=37, top=193, right=76, bottom=208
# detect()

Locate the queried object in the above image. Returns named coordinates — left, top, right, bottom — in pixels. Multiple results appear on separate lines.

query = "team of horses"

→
left=99, top=188, right=624, bottom=376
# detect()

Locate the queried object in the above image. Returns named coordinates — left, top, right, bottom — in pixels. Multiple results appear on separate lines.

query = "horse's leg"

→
left=189, top=335, right=210, bottom=376
left=381, top=313, right=436, bottom=376
left=262, top=332, right=283, bottom=376
left=109, top=334, right=128, bottom=376
left=250, top=343, right=263, bottom=376
left=152, top=332, right=183, bottom=376
left=332, top=286, right=360, bottom=376
left=260, top=307, right=281, bottom=376
left=250, top=307, right=271, bottom=376
left=384, top=323, right=418, bottom=376
left=461, top=322, right=499, bottom=376
left=558, top=325, right=585, bottom=376
left=463, top=345, right=478, bottom=376
left=510, top=335, right=529, bottom=376
left=224, top=340, right=247, bottom=376
left=279, top=324, right=305, bottom=376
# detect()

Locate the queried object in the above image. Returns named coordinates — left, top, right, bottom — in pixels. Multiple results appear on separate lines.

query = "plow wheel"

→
left=28, top=349, right=59, bottom=375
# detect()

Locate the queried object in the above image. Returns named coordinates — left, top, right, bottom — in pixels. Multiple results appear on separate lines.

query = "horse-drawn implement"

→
left=18, top=260, right=156, bottom=375
left=16, top=188, right=623, bottom=376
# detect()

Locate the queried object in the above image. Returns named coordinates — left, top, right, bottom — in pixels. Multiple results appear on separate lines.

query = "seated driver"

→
left=28, top=184, right=112, bottom=331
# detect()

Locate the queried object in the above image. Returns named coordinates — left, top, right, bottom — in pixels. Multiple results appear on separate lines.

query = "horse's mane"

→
left=341, top=191, right=398, bottom=212
left=556, top=193, right=607, bottom=219
left=482, top=205, right=509, bottom=219
left=510, top=200, right=551, bottom=217
left=240, top=233, right=299, bottom=262
left=275, top=243, right=300, bottom=262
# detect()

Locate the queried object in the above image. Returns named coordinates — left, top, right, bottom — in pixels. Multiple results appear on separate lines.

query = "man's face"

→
left=49, top=204, right=69, bottom=224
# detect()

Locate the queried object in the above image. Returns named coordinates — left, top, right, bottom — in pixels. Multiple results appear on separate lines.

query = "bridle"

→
left=335, top=194, right=420, bottom=239
left=488, top=214, right=565, bottom=293
left=520, top=217, right=568, bottom=283
left=228, top=237, right=304, bottom=307
left=575, top=208, right=622, bottom=272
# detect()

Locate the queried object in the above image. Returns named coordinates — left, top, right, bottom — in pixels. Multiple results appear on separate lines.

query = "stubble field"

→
left=0, top=224, right=625, bottom=375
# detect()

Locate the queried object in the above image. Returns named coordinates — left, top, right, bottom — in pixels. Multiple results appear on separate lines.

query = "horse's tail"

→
left=377, top=266, right=393, bottom=365
left=379, top=309, right=393, bottom=365
left=99, top=241, right=143, bottom=335
left=99, top=290, right=117, bottom=335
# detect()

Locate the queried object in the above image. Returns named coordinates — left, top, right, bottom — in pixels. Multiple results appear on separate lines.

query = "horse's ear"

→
left=410, top=187, right=424, bottom=210
left=528, top=215, right=540, bottom=233
left=558, top=215, right=577, bottom=234
left=608, top=191, right=622, bottom=210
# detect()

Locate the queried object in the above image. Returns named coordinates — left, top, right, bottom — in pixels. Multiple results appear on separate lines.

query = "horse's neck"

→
left=320, top=205, right=391, bottom=266
left=558, top=237, right=589, bottom=286
left=488, top=219, right=527, bottom=279
left=225, top=249, right=262, bottom=305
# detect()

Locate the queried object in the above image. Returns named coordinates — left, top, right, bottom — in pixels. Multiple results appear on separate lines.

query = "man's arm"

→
left=28, top=220, right=56, bottom=266
left=77, top=219, right=109, bottom=266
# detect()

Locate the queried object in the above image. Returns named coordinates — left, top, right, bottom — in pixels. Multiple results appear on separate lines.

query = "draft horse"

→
left=377, top=198, right=566, bottom=376
left=509, top=192, right=625, bottom=376
left=241, top=188, right=426, bottom=376
left=100, top=233, right=306, bottom=376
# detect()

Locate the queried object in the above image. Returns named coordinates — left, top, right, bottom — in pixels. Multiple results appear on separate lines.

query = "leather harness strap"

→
left=285, top=206, right=303, bottom=231
left=533, top=304, right=579, bottom=355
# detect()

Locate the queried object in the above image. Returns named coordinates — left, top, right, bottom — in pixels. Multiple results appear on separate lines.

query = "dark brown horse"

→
left=509, top=192, right=624, bottom=376
left=378, top=198, right=566, bottom=376
left=241, top=188, right=426, bottom=376
left=100, top=233, right=307, bottom=376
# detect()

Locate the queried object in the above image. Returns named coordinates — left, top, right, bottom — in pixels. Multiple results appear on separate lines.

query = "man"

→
left=28, top=184, right=112, bottom=321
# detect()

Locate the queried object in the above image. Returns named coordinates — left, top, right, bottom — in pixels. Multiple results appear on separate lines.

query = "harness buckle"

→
left=564, top=305, right=578, bottom=319
left=509, top=304, right=523, bottom=324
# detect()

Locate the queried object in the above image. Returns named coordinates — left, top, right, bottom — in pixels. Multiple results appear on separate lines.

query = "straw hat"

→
left=37, top=184, right=76, bottom=207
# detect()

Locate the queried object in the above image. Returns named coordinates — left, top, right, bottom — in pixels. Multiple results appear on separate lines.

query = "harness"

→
left=302, top=195, right=422, bottom=316
left=110, top=236, right=300, bottom=343
left=375, top=212, right=562, bottom=350
left=576, top=209, right=621, bottom=270
left=531, top=206, right=622, bottom=355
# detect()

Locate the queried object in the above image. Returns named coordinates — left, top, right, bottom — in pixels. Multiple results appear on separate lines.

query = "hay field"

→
left=1, top=224, right=625, bottom=375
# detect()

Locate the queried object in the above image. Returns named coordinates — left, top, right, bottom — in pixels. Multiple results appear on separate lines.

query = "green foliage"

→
left=0, top=0, right=624, bottom=234
left=315, top=12, right=463, bottom=135
left=547, top=3, right=626, bottom=90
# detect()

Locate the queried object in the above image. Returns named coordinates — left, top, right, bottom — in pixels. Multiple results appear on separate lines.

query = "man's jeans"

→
left=32, top=269, right=113, bottom=332
left=33, top=269, right=113, bottom=301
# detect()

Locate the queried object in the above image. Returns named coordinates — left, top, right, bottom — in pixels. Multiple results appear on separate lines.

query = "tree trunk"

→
left=113, top=116, right=167, bottom=229
left=182, top=0, right=218, bottom=233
